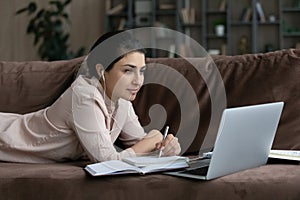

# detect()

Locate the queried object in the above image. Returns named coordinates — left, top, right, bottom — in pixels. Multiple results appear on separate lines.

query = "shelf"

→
left=231, top=21, right=252, bottom=26
left=107, top=12, right=128, bottom=17
left=257, top=21, right=281, bottom=25
left=182, top=22, right=202, bottom=27
left=206, top=34, right=227, bottom=39
left=156, top=10, right=177, bottom=16
left=206, top=10, right=226, bottom=14
left=283, top=32, right=300, bottom=37
left=282, top=7, right=300, bottom=12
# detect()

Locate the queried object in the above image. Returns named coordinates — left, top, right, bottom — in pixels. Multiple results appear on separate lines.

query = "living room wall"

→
left=0, top=0, right=105, bottom=61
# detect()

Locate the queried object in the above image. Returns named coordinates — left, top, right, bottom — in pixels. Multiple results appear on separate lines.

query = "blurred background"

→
left=1, top=0, right=299, bottom=61
left=0, top=0, right=105, bottom=61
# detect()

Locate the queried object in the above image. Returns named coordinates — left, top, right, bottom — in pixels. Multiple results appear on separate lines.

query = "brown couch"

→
left=0, top=49, right=299, bottom=200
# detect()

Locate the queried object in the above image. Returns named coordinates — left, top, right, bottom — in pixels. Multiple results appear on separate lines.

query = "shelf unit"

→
left=105, top=0, right=180, bottom=57
left=280, top=0, right=300, bottom=49
left=179, top=0, right=300, bottom=55
left=254, top=0, right=281, bottom=53
left=203, top=0, right=229, bottom=55
left=105, top=0, right=300, bottom=56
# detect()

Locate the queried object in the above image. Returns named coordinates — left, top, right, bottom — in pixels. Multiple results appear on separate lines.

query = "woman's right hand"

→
left=156, top=134, right=181, bottom=156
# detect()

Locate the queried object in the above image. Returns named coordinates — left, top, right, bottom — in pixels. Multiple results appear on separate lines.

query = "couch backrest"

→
left=135, top=49, right=300, bottom=153
left=212, top=49, right=300, bottom=152
left=0, top=57, right=83, bottom=114
left=1, top=49, right=299, bottom=153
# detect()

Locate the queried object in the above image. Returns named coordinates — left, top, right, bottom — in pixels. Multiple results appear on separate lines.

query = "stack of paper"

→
left=269, top=150, right=300, bottom=161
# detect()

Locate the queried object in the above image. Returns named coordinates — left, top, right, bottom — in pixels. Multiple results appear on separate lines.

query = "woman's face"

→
left=102, top=51, right=146, bottom=102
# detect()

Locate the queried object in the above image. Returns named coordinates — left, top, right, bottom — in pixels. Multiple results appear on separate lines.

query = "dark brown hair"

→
left=86, top=30, right=146, bottom=77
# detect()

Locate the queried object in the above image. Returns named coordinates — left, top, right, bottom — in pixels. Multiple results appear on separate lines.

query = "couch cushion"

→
left=0, top=57, right=83, bottom=114
left=0, top=161, right=299, bottom=200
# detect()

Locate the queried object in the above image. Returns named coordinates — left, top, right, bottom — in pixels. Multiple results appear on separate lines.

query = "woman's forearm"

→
left=131, top=130, right=162, bottom=155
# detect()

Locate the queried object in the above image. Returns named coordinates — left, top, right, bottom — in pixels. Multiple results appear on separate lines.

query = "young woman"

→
left=0, top=30, right=181, bottom=163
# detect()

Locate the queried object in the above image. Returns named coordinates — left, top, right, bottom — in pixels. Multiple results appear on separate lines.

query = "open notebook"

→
left=85, top=156, right=189, bottom=176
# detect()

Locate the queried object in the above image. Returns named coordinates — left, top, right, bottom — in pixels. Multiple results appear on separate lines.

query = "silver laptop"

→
left=165, top=102, right=284, bottom=180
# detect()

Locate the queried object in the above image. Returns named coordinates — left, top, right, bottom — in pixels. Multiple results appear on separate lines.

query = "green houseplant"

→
left=16, top=0, right=85, bottom=61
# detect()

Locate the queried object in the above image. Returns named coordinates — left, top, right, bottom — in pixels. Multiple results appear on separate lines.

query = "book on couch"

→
left=85, top=156, right=189, bottom=176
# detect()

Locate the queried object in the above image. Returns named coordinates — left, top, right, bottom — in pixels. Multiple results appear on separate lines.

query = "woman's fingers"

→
left=162, top=134, right=174, bottom=145
left=155, top=134, right=181, bottom=156
left=156, top=134, right=173, bottom=150
left=162, top=136, right=181, bottom=156
left=155, top=142, right=162, bottom=150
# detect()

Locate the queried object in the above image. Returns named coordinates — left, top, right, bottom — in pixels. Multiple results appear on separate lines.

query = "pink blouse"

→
left=0, top=75, right=146, bottom=163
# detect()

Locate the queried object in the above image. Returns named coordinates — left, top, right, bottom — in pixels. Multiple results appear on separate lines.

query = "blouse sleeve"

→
left=118, top=102, right=147, bottom=147
left=71, top=84, right=136, bottom=162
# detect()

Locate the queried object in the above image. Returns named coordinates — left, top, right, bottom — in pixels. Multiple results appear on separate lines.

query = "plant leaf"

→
left=28, top=2, right=37, bottom=14
left=64, top=0, right=72, bottom=6
left=50, top=1, right=63, bottom=14
left=62, top=13, right=69, bottom=19
left=36, top=9, right=45, bottom=18
left=26, top=20, right=36, bottom=33
left=75, top=47, right=85, bottom=57
left=15, top=7, right=28, bottom=15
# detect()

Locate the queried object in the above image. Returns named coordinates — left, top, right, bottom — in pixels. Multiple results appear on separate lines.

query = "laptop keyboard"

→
left=179, top=158, right=210, bottom=176
left=182, top=166, right=209, bottom=176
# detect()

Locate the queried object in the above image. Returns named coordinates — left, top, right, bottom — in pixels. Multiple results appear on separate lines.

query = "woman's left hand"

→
left=156, top=134, right=181, bottom=156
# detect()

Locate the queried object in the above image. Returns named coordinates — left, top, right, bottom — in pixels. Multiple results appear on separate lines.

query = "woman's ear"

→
left=95, top=64, right=104, bottom=77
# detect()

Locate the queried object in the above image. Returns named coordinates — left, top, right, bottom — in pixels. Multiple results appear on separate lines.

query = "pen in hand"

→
left=158, top=126, right=169, bottom=158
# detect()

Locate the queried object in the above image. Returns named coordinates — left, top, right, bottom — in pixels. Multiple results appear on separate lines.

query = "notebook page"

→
left=140, top=161, right=189, bottom=174
left=269, top=150, right=300, bottom=161
left=270, top=150, right=300, bottom=156
left=85, top=160, right=140, bottom=176
left=123, top=156, right=189, bottom=167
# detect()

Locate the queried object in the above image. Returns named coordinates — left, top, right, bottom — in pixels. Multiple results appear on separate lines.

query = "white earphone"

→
left=101, top=70, right=105, bottom=81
